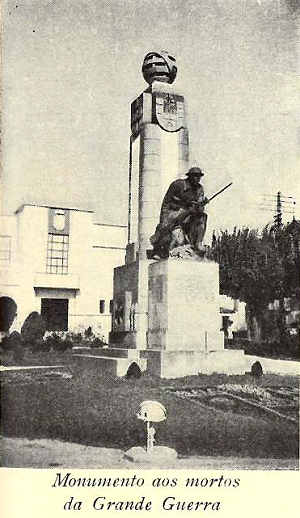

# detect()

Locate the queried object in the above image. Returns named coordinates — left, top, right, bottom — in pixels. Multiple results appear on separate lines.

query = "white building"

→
left=0, top=204, right=126, bottom=341
left=219, top=294, right=247, bottom=339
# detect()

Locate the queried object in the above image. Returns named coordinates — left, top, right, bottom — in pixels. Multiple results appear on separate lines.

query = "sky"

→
left=2, top=0, right=300, bottom=239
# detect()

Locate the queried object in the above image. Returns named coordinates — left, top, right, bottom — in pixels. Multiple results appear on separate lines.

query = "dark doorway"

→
left=41, top=298, right=68, bottom=331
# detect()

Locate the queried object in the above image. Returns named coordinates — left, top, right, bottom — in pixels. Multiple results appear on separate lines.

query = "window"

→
left=46, top=234, right=69, bottom=274
left=109, top=300, right=114, bottom=314
left=99, top=299, right=105, bottom=314
left=0, top=236, right=11, bottom=267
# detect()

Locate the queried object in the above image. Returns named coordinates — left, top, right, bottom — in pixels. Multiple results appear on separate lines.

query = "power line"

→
left=257, top=192, right=297, bottom=228
left=262, top=194, right=295, bottom=199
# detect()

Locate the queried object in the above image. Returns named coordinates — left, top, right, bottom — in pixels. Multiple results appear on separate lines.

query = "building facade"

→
left=0, top=204, right=126, bottom=341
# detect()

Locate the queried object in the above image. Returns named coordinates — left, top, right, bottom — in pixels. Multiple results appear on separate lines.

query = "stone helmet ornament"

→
left=142, top=51, right=177, bottom=85
left=137, top=400, right=167, bottom=422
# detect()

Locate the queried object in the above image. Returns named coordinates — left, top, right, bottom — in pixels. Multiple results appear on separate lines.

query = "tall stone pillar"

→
left=109, top=51, right=190, bottom=349
left=128, top=51, right=189, bottom=260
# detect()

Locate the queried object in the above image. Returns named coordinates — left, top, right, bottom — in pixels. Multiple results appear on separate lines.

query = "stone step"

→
left=72, top=354, right=147, bottom=377
left=96, top=348, right=142, bottom=359
left=73, top=347, right=142, bottom=359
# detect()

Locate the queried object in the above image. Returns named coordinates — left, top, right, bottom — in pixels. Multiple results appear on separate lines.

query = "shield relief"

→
left=153, top=92, right=185, bottom=132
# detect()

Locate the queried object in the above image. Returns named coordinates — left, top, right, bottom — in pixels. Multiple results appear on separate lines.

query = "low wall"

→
left=245, top=355, right=300, bottom=376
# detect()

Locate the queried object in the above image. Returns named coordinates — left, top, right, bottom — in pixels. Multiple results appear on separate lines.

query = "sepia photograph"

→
left=0, top=0, right=299, bottom=475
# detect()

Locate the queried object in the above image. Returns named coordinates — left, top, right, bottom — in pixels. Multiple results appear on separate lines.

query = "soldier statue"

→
left=150, top=167, right=208, bottom=259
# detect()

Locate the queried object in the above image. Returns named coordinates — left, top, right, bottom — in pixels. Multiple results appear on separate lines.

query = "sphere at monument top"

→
left=142, top=51, right=177, bottom=85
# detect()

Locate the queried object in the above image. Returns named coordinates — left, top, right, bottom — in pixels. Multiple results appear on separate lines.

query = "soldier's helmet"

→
left=142, top=51, right=177, bottom=85
left=186, top=167, right=204, bottom=177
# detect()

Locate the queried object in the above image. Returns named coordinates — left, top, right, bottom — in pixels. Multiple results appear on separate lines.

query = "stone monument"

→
left=109, top=50, right=189, bottom=351
left=75, top=51, right=245, bottom=378
left=125, top=400, right=177, bottom=464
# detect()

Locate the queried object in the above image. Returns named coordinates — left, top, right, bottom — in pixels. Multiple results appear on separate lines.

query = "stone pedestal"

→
left=124, top=446, right=177, bottom=465
left=109, top=258, right=152, bottom=349
left=145, top=259, right=245, bottom=378
left=75, top=257, right=245, bottom=378
left=75, top=258, right=151, bottom=378
left=147, top=259, right=224, bottom=351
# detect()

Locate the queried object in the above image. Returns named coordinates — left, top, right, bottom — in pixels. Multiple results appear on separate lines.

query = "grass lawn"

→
left=1, top=351, right=299, bottom=459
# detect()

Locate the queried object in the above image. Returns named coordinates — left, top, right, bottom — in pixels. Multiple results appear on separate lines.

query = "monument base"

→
left=145, top=259, right=246, bottom=377
left=74, top=257, right=246, bottom=378
left=73, top=349, right=147, bottom=377
left=142, top=349, right=245, bottom=379
left=147, top=259, right=224, bottom=351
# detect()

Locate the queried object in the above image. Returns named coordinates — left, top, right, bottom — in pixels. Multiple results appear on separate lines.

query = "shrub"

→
left=66, top=325, right=107, bottom=348
left=0, top=331, right=25, bottom=363
left=126, top=362, right=142, bottom=379
left=20, top=324, right=107, bottom=354
left=250, top=361, right=263, bottom=377
left=43, top=332, right=73, bottom=353
left=21, top=312, right=46, bottom=348
left=10, top=331, right=25, bottom=362
left=90, top=336, right=106, bottom=348
left=84, top=326, right=93, bottom=339
left=0, top=297, right=17, bottom=332
left=0, top=335, right=11, bottom=352
left=282, top=333, right=300, bottom=359
left=237, top=336, right=300, bottom=360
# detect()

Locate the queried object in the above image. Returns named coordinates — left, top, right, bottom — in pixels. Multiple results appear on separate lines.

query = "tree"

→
left=209, top=224, right=299, bottom=341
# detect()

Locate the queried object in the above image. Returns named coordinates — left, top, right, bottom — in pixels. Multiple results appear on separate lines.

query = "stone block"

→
left=143, top=349, right=245, bottom=378
left=73, top=354, right=147, bottom=378
left=73, top=347, right=141, bottom=359
left=244, top=355, right=300, bottom=376
left=147, top=259, right=224, bottom=352
left=110, top=260, right=153, bottom=349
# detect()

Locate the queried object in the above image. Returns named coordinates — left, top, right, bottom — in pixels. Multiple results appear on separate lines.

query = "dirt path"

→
left=1, top=436, right=298, bottom=470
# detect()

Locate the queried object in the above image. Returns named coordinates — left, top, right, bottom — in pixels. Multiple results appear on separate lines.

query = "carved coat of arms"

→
left=48, top=208, right=70, bottom=235
left=53, top=210, right=66, bottom=231
left=153, top=92, right=184, bottom=132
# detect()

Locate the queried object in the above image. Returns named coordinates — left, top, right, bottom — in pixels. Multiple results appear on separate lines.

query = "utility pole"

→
left=273, top=191, right=283, bottom=230
left=256, top=192, right=295, bottom=229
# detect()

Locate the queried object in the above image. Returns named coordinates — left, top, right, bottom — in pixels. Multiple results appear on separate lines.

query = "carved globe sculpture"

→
left=142, top=51, right=177, bottom=85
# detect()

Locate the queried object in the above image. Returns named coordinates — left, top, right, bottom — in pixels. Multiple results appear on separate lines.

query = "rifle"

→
left=190, top=182, right=233, bottom=208
left=206, top=182, right=233, bottom=204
